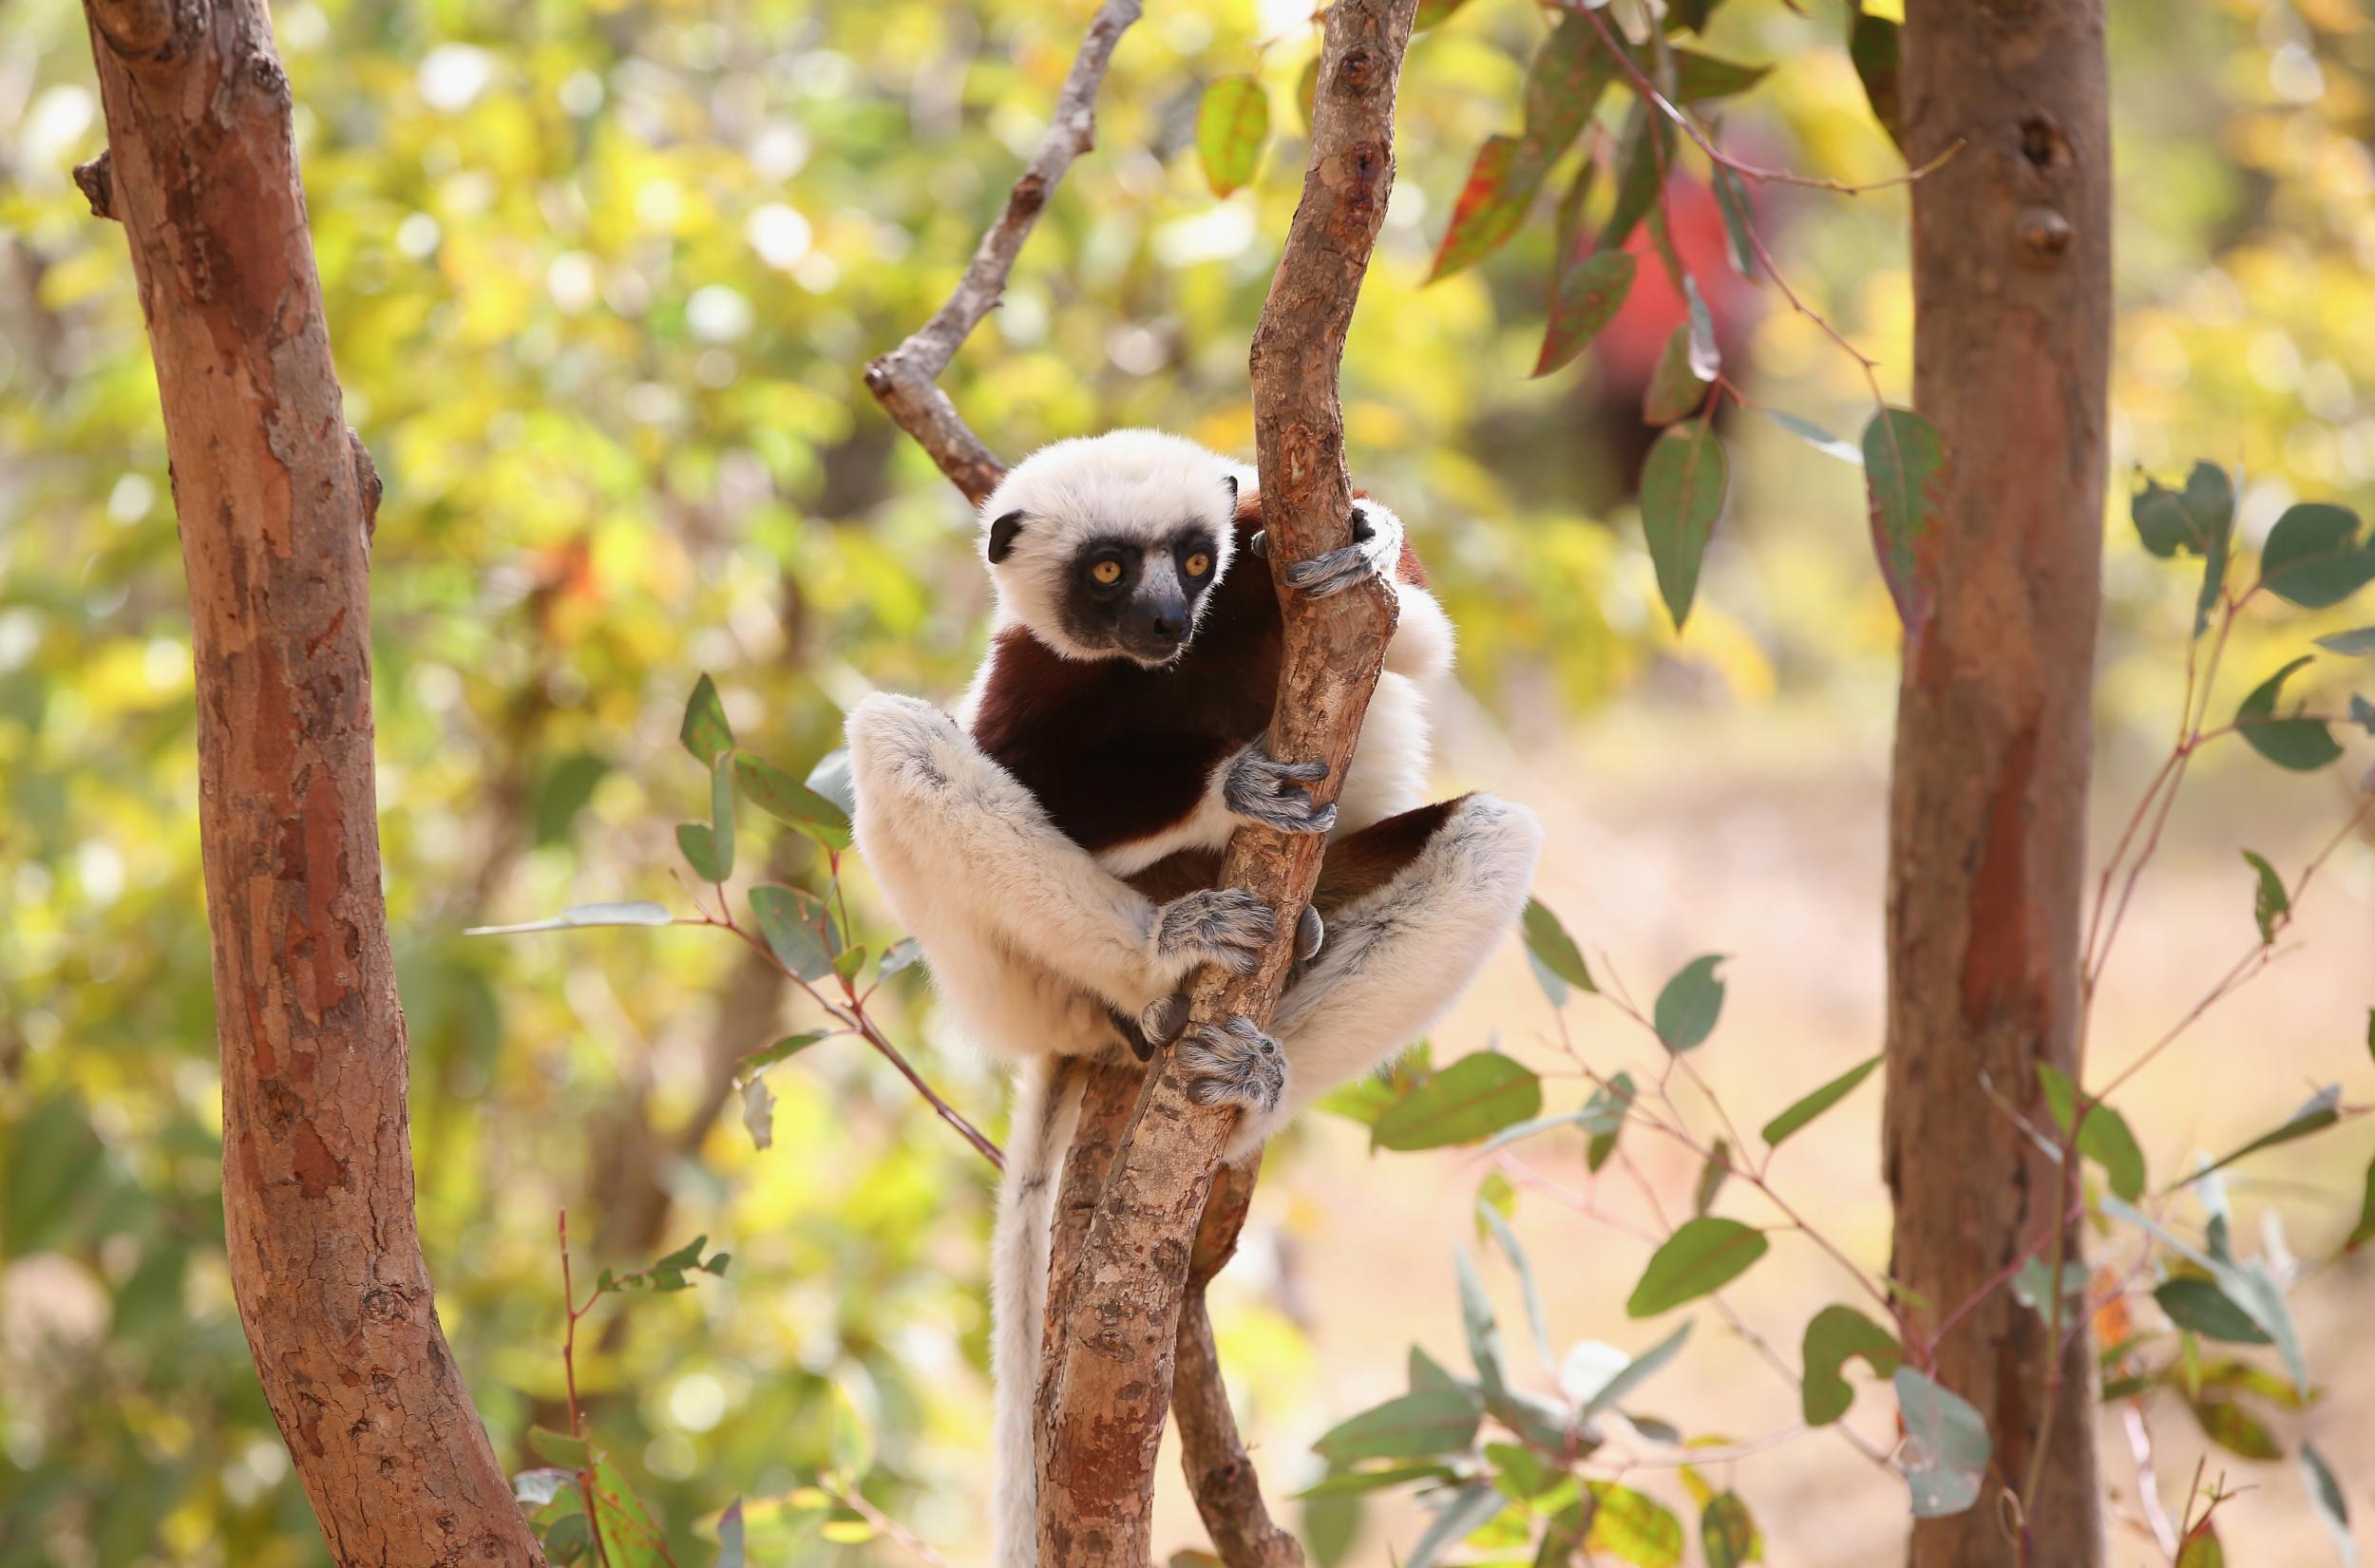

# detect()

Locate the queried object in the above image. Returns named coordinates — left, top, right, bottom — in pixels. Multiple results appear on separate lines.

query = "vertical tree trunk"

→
left=1886, top=3, right=2110, bottom=1566
left=79, top=3, right=543, bottom=1563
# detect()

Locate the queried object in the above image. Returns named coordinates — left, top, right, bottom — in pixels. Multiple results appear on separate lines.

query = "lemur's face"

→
left=978, top=431, right=1243, bottom=667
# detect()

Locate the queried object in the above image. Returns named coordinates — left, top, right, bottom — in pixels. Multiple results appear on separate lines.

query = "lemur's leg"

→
left=1141, top=795, right=1542, bottom=1157
left=847, top=693, right=1271, bottom=1009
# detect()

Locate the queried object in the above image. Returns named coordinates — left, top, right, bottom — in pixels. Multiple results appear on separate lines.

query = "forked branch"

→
left=1034, top=0, right=1420, bottom=1559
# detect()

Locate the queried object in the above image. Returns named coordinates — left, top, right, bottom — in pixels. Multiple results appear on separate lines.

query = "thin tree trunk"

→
left=1034, top=1, right=1417, bottom=1557
left=1886, top=3, right=2110, bottom=1565
left=78, top=4, right=543, bottom=1562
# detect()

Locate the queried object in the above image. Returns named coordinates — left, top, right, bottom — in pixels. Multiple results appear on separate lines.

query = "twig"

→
left=862, top=0, right=1146, bottom=504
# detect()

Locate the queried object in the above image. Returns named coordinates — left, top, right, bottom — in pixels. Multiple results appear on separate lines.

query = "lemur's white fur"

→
left=845, top=432, right=1538, bottom=1568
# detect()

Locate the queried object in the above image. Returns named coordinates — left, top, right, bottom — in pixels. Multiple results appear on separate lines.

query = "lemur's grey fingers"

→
left=1297, top=904, right=1324, bottom=962
left=1140, top=992, right=1192, bottom=1048
left=1156, top=888, right=1276, bottom=971
left=1282, top=542, right=1374, bottom=597
left=1176, top=1015, right=1286, bottom=1116
left=1224, top=741, right=1337, bottom=835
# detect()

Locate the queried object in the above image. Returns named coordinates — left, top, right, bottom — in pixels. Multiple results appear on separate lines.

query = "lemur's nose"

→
left=1150, top=608, right=1186, bottom=640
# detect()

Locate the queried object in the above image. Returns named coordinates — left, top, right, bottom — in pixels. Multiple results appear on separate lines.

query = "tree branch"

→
left=863, top=0, right=1145, bottom=505
left=78, top=1, right=544, bottom=1562
left=1035, top=1, right=1418, bottom=1559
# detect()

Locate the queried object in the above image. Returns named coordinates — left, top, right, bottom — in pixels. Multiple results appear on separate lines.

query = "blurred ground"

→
left=1161, top=690, right=2375, bottom=1568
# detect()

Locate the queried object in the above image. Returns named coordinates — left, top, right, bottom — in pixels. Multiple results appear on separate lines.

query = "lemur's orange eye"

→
left=1091, top=559, right=1123, bottom=585
left=1184, top=553, right=1211, bottom=577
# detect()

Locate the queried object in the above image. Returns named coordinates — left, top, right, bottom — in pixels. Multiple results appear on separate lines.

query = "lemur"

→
left=844, top=430, right=1542, bottom=1568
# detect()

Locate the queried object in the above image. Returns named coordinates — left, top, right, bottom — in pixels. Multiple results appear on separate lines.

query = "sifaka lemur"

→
left=843, top=429, right=1541, bottom=1567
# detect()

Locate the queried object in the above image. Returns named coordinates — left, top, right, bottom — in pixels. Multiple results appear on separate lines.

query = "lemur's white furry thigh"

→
left=846, top=692, right=1178, bottom=1024
left=1228, top=794, right=1544, bottom=1159
left=989, top=1054, right=1083, bottom=1568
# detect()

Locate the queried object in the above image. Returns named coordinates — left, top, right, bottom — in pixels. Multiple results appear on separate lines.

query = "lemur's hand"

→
left=1153, top=888, right=1276, bottom=976
left=1176, top=1016, right=1287, bottom=1117
left=1252, top=501, right=1405, bottom=600
left=1222, top=737, right=1336, bottom=835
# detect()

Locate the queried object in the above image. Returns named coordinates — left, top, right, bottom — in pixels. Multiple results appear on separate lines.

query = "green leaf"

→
left=1522, top=12, right=1618, bottom=161
left=2314, top=626, right=2375, bottom=657
left=1700, top=1493, right=1758, bottom=1568
left=527, top=1426, right=590, bottom=1469
left=1643, top=326, right=1712, bottom=425
left=878, top=935, right=923, bottom=979
left=1296, top=54, right=1320, bottom=134
left=681, top=674, right=733, bottom=765
left=2347, top=1155, right=2375, bottom=1252
left=2132, top=463, right=2234, bottom=559
left=1578, top=1320, right=1692, bottom=1420
left=1406, top=1482, right=1506, bottom=1568
left=2010, top=1258, right=2088, bottom=1322
left=1454, top=1246, right=1509, bottom=1397
left=1800, top=1304, right=1903, bottom=1426
left=1760, top=1055, right=1881, bottom=1150
left=1431, top=136, right=1545, bottom=283
left=1651, top=954, right=1725, bottom=1051
left=1409, top=1344, right=1468, bottom=1395
left=2156, top=1276, right=2271, bottom=1344
left=2035, top=1064, right=2146, bottom=1202
left=2242, top=850, right=2290, bottom=943
left=1296, top=1462, right=1456, bottom=1498
left=1893, top=1367, right=1989, bottom=1518
left=533, top=751, right=611, bottom=846
left=1692, top=1139, right=1730, bottom=1218
left=1413, top=0, right=1472, bottom=27
left=1584, top=1483, right=1684, bottom=1567
left=741, top=1030, right=826, bottom=1072
left=2190, top=1394, right=2282, bottom=1460
left=1534, top=250, right=1637, bottom=376
left=1848, top=10, right=1902, bottom=147
left=1485, top=1441, right=1555, bottom=1502
left=715, top=1499, right=746, bottom=1568
left=677, top=822, right=726, bottom=882
left=750, top=884, right=841, bottom=980
left=1599, top=100, right=1675, bottom=252
left=1765, top=407, right=1862, bottom=466
left=1712, top=162, right=1757, bottom=280
left=1583, top=1072, right=1637, bottom=1172
left=2301, top=1443, right=2357, bottom=1568
left=2177, top=1522, right=2225, bottom=1568
left=1313, top=1388, right=1483, bottom=1463
left=1476, top=1206, right=1553, bottom=1374
left=465, top=900, right=673, bottom=936
left=2187, top=1085, right=2342, bottom=1182
left=828, top=1383, right=875, bottom=1479
left=2352, top=693, right=2375, bottom=734
left=1668, top=49, right=1770, bottom=103
left=1863, top=407, right=1947, bottom=631
left=804, top=746, right=857, bottom=818
left=1666, top=0, right=1721, bottom=31
left=1553, top=155, right=1597, bottom=269
left=2235, top=656, right=2343, bottom=770
left=734, top=754, right=851, bottom=848
left=2258, top=502, right=2375, bottom=609
left=1640, top=423, right=1729, bottom=631
left=2103, top=1195, right=2309, bottom=1393
left=1196, top=76, right=1269, bottom=198
left=1521, top=897, right=1596, bottom=999
left=1374, top=1053, right=1544, bottom=1151
left=1627, top=1218, right=1767, bottom=1317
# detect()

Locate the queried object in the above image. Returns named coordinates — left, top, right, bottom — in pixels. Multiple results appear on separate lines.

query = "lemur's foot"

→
left=1223, top=736, right=1337, bottom=835
left=1140, top=992, right=1192, bottom=1048
left=1176, top=1015, right=1287, bottom=1116
left=1298, top=903, right=1325, bottom=962
left=1156, top=889, right=1276, bottom=974
left=1272, top=505, right=1400, bottom=599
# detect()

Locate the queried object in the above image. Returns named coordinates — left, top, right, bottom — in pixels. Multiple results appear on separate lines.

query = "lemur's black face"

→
left=1056, top=529, right=1222, bottom=665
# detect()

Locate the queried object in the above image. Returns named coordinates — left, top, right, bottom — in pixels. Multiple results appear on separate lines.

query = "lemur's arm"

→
left=846, top=693, right=1272, bottom=1010
left=1251, top=498, right=1454, bottom=680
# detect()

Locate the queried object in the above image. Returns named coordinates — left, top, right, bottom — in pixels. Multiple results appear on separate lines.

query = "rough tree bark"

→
left=1885, top=3, right=2110, bottom=1566
left=1034, top=0, right=1417, bottom=1559
left=76, top=2, right=544, bottom=1564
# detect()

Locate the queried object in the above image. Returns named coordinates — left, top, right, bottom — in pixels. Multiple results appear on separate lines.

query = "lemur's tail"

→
left=990, top=1053, right=1085, bottom=1568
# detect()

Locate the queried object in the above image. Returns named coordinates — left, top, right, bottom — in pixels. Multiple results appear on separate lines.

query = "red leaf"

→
left=1430, top=135, right=1546, bottom=282
left=1533, top=249, right=1637, bottom=376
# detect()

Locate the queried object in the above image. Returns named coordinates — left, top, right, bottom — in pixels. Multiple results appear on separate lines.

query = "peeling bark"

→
left=1034, top=2, right=1418, bottom=1559
left=78, top=3, right=544, bottom=1562
left=1886, top=3, right=2110, bottom=1565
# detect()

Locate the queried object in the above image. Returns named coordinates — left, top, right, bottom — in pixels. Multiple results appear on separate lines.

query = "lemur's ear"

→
left=986, top=510, right=1026, bottom=564
left=1221, top=474, right=1238, bottom=509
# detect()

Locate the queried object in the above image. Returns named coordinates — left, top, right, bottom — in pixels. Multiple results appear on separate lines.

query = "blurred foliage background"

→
left=2, top=0, right=2372, bottom=1562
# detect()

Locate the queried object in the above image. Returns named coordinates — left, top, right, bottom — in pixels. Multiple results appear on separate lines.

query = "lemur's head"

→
left=978, top=429, right=1244, bottom=667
